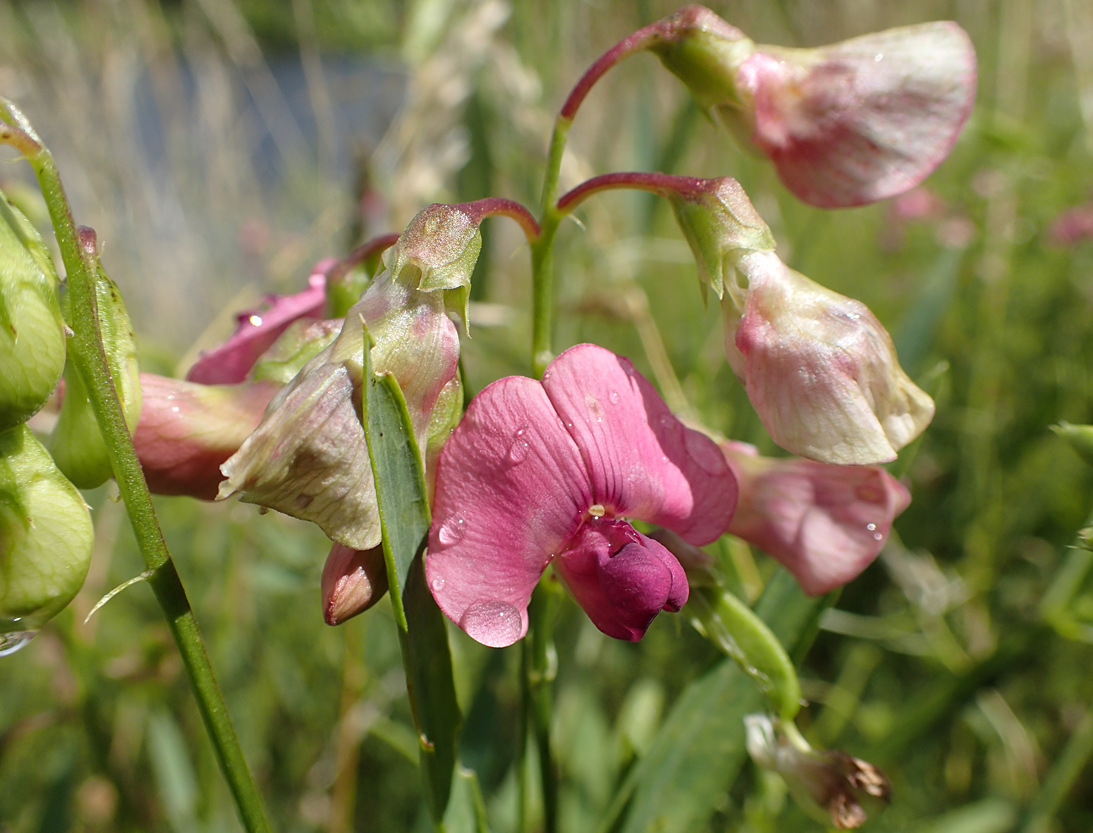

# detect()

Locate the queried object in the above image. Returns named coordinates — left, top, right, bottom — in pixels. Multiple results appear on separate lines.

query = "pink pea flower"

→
left=186, top=266, right=329, bottom=384
left=723, top=249, right=934, bottom=465
left=721, top=442, right=910, bottom=595
left=133, top=373, right=281, bottom=500
left=652, top=7, right=976, bottom=208
left=425, top=344, right=737, bottom=648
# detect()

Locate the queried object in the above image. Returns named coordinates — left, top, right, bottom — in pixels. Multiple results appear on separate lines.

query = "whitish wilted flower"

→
left=218, top=205, right=473, bottom=551
left=650, top=6, right=977, bottom=207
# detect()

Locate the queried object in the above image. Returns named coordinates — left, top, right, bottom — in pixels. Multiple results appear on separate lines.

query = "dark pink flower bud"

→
left=321, top=543, right=388, bottom=626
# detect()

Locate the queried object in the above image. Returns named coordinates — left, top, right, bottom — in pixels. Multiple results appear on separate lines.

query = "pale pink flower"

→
left=722, top=442, right=909, bottom=595
left=723, top=249, right=934, bottom=465
left=425, top=344, right=736, bottom=648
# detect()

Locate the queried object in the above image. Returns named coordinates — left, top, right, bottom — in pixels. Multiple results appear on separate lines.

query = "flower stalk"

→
left=0, top=97, right=272, bottom=833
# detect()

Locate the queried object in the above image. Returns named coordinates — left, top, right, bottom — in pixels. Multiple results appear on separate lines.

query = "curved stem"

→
left=0, top=98, right=272, bottom=833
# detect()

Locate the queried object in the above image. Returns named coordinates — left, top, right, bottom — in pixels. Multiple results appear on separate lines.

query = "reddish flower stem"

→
left=457, top=197, right=541, bottom=242
left=557, top=171, right=706, bottom=215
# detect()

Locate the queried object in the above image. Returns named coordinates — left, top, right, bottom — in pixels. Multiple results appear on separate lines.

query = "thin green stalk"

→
left=1, top=99, right=272, bottom=833
left=519, top=585, right=561, bottom=833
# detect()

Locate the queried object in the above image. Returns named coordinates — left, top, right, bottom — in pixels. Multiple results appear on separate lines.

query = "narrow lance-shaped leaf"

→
left=360, top=319, right=462, bottom=826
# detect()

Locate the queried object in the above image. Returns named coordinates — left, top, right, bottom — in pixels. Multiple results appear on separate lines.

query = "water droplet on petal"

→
left=608, top=389, right=620, bottom=404
left=873, top=532, right=884, bottom=542
left=0, top=631, right=37, bottom=657
left=437, top=516, right=466, bottom=547
left=866, top=523, right=877, bottom=531
left=459, top=600, right=523, bottom=647
left=507, top=433, right=530, bottom=464
left=430, top=576, right=446, bottom=592
left=248, top=314, right=263, bottom=327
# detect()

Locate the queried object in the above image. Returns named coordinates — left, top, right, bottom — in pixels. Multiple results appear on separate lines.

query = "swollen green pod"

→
left=0, top=423, right=94, bottom=636
left=0, top=192, right=66, bottom=431
left=49, top=245, right=142, bottom=489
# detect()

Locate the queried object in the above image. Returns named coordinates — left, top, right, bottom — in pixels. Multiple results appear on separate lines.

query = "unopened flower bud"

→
left=321, top=543, right=388, bottom=625
left=1, top=424, right=93, bottom=635
left=386, top=203, right=482, bottom=293
left=0, top=192, right=65, bottom=432
left=746, top=714, right=890, bottom=829
left=724, top=249, right=933, bottom=464
left=48, top=240, right=142, bottom=489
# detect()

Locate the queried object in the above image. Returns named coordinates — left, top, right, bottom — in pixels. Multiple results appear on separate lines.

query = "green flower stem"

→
left=519, top=584, right=561, bottom=833
left=0, top=98, right=272, bottom=833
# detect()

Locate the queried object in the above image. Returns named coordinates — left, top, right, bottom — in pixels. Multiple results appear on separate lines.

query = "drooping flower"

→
left=217, top=204, right=473, bottom=551
left=650, top=6, right=977, bottom=207
left=425, top=343, right=737, bottom=648
left=721, top=442, right=910, bottom=595
left=723, top=249, right=934, bottom=465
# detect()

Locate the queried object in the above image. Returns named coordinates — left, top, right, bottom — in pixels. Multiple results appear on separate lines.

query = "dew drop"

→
left=608, top=389, right=621, bottom=404
left=0, top=631, right=37, bottom=657
left=459, top=600, right=523, bottom=647
left=866, top=523, right=876, bottom=531
left=873, top=532, right=884, bottom=542
left=430, top=576, right=446, bottom=592
left=437, top=516, right=466, bottom=547
left=248, top=314, right=263, bottom=327
left=874, top=53, right=884, bottom=62
left=507, top=437, right=530, bottom=464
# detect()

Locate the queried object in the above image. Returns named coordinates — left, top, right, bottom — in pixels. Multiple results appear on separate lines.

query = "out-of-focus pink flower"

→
left=1049, top=203, right=1093, bottom=247
left=652, top=7, right=976, bottom=207
left=723, top=249, right=934, bottom=465
left=134, top=373, right=281, bottom=500
left=425, top=344, right=736, bottom=648
left=186, top=267, right=329, bottom=384
left=721, top=442, right=910, bottom=595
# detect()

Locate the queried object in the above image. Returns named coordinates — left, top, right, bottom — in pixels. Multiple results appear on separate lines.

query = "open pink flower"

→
left=722, top=442, right=910, bottom=595
left=425, top=344, right=737, bottom=647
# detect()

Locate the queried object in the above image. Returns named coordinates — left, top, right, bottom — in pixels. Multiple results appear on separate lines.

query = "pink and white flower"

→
left=425, top=344, right=737, bottom=647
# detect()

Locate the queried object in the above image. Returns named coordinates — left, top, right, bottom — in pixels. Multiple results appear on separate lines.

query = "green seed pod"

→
left=49, top=236, right=142, bottom=489
left=0, top=191, right=66, bottom=432
left=1, top=423, right=94, bottom=637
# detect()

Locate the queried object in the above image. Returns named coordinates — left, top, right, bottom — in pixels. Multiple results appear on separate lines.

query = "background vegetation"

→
left=2, top=0, right=1093, bottom=831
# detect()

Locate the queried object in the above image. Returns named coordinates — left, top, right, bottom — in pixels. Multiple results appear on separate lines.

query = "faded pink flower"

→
left=652, top=7, right=976, bottom=207
left=186, top=267, right=328, bottom=384
left=134, top=373, right=280, bottom=500
left=425, top=344, right=736, bottom=648
left=723, top=249, right=934, bottom=465
left=722, top=442, right=909, bottom=595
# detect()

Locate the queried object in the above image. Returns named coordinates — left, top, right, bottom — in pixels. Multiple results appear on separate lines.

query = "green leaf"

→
left=361, top=323, right=463, bottom=826
left=598, top=570, right=831, bottom=833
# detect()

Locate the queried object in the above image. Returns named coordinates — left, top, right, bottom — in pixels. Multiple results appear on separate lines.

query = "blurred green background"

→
left=3, top=0, right=1093, bottom=831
